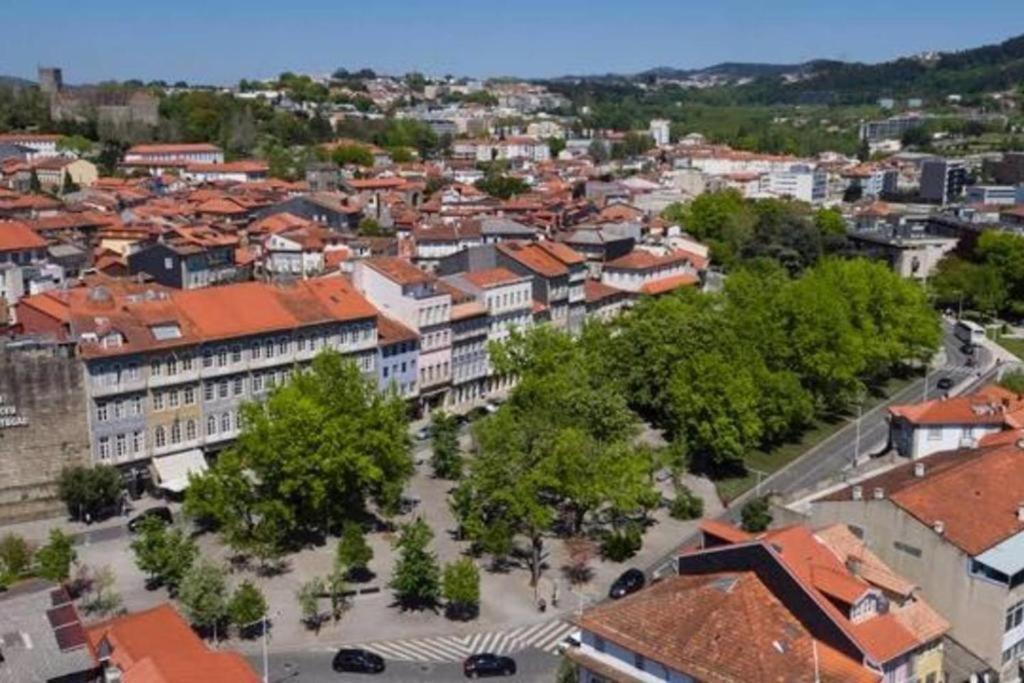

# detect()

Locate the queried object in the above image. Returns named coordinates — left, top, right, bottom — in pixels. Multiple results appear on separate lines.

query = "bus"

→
left=954, top=319, right=985, bottom=347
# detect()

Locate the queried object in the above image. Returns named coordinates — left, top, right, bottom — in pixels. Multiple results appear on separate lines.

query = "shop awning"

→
left=152, top=448, right=208, bottom=493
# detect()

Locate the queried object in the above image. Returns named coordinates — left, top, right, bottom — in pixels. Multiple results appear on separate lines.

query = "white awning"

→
left=152, top=448, right=208, bottom=493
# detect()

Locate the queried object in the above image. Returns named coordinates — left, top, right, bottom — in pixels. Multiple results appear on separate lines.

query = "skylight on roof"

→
left=150, top=323, right=182, bottom=340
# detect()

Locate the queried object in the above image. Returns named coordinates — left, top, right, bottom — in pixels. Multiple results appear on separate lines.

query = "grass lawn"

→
left=988, top=329, right=1024, bottom=360
left=712, top=372, right=920, bottom=504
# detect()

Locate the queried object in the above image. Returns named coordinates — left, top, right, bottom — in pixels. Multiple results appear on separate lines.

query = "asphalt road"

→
left=249, top=648, right=561, bottom=683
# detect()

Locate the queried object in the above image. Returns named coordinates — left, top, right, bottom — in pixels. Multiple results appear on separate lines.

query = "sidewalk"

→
left=0, top=495, right=173, bottom=544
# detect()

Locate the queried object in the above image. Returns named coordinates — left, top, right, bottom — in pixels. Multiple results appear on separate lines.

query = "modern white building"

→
left=649, top=119, right=671, bottom=147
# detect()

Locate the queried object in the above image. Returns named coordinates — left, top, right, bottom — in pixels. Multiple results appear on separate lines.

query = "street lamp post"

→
left=853, top=402, right=862, bottom=466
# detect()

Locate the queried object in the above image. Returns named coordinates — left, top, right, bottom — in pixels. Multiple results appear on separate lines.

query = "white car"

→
left=555, top=630, right=581, bottom=654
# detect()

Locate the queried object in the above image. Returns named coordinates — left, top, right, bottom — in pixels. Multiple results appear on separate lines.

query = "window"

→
left=233, top=377, right=244, bottom=396
left=132, top=396, right=143, bottom=416
left=383, top=366, right=389, bottom=379
left=204, top=382, right=214, bottom=402
left=217, top=349, right=228, bottom=367
left=127, top=362, right=140, bottom=381
left=186, top=420, right=196, bottom=440
left=633, top=653, right=645, bottom=671
left=112, top=400, right=123, bottom=419
left=207, top=416, right=217, bottom=435
left=893, top=541, right=923, bottom=559
left=231, top=345, right=242, bottom=363
left=202, top=350, right=213, bottom=368
left=252, top=343, right=262, bottom=360
left=170, top=422, right=181, bottom=444
left=132, top=430, right=143, bottom=453
left=155, top=426, right=166, bottom=448
left=278, top=338, right=288, bottom=355
left=252, top=374, right=264, bottom=393
left=927, top=427, right=943, bottom=441
left=218, top=380, right=228, bottom=399
left=265, top=341, right=274, bottom=358
left=96, top=403, right=109, bottom=422
left=1008, top=601, right=1024, bottom=633
left=221, top=412, right=231, bottom=432
left=297, top=336, right=307, bottom=352
left=98, top=436, right=111, bottom=460
left=152, top=392, right=164, bottom=411
left=151, top=360, right=163, bottom=377
left=115, top=434, right=126, bottom=458
left=182, top=355, right=193, bottom=372
left=168, top=390, right=179, bottom=408
left=594, top=636, right=606, bottom=653
left=166, top=359, right=177, bottom=376
left=183, top=387, right=195, bottom=405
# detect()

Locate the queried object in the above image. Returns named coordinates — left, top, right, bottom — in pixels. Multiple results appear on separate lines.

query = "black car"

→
left=463, top=653, right=516, bottom=678
left=609, top=568, right=646, bottom=599
left=936, top=377, right=955, bottom=391
left=333, top=648, right=385, bottom=674
left=127, top=506, right=173, bottom=533
left=961, top=343, right=975, bottom=356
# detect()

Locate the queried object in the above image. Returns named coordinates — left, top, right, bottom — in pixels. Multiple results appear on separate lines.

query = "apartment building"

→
left=920, top=159, right=967, bottom=205
left=376, top=315, right=419, bottom=400
left=601, top=248, right=701, bottom=296
left=60, top=277, right=378, bottom=487
left=123, top=143, right=224, bottom=166
left=569, top=521, right=947, bottom=683
left=0, top=220, right=52, bottom=309
left=354, top=257, right=452, bottom=411
left=804, top=435, right=1024, bottom=678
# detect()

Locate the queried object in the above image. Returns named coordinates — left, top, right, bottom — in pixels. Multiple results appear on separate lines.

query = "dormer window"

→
left=102, top=333, right=123, bottom=349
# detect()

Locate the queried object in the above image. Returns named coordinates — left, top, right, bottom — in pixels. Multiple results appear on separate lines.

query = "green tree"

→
left=0, top=533, right=33, bottom=586
left=547, top=137, right=566, bottom=157
left=228, top=580, right=268, bottom=635
left=178, top=559, right=228, bottom=633
left=186, top=352, right=413, bottom=554
left=297, top=577, right=325, bottom=630
left=430, top=411, right=462, bottom=479
left=669, top=486, right=704, bottom=520
left=57, top=465, right=123, bottom=522
left=61, top=171, right=80, bottom=195
left=57, top=135, right=94, bottom=157
left=1000, top=370, right=1024, bottom=395
left=336, top=522, right=373, bottom=580
left=741, top=496, right=773, bottom=532
left=357, top=216, right=383, bottom=236
left=28, top=170, right=41, bottom=193
left=389, top=518, right=441, bottom=610
left=331, top=143, right=374, bottom=167
left=441, top=558, right=480, bottom=620
left=588, top=139, right=609, bottom=163
left=814, top=207, right=847, bottom=236
left=35, top=529, right=77, bottom=583
left=474, top=173, right=529, bottom=200
left=130, top=516, right=197, bottom=592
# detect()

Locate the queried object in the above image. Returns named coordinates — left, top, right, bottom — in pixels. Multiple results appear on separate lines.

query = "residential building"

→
left=353, top=257, right=452, bottom=411
left=260, top=224, right=342, bottom=280
left=584, top=279, right=629, bottom=322
left=412, top=222, right=482, bottom=272
left=0, top=133, right=60, bottom=159
left=31, top=157, right=97, bottom=192
left=965, top=184, right=1019, bottom=205
left=182, top=160, right=269, bottom=184
left=601, top=248, right=701, bottom=296
left=261, top=193, right=363, bottom=231
left=87, top=603, right=259, bottom=682
left=376, top=315, right=419, bottom=400
left=569, top=521, right=947, bottom=683
left=444, top=284, right=491, bottom=407
left=920, top=159, right=967, bottom=205
left=649, top=118, right=671, bottom=147
left=986, top=152, right=1024, bottom=186
left=805, top=434, right=1024, bottom=678
left=762, top=165, right=828, bottom=204
left=128, top=228, right=240, bottom=290
left=123, top=143, right=224, bottom=166
left=0, top=581, right=98, bottom=682
left=0, top=220, right=50, bottom=309
left=888, top=383, right=1024, bottom=459
left=859, top=115, right=929, bottom=142
left=34, top=277, right=378, bottom=487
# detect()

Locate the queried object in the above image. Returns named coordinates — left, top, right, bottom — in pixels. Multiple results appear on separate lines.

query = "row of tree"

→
left=931, top=229, right=1024, bottom=320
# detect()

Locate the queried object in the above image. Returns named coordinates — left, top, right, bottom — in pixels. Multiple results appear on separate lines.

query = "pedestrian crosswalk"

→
left=354, top=618, right=577, bottom=663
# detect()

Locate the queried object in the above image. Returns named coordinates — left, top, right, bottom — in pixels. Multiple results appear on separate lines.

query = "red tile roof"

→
left=127, top=143, right=221, bottom=155
left=583, top=279, right=625, bottom=303
left=377, top=314, right=418, bottom=344
left=0, top=220, right=47, bottom=251
left=535, top=239, right=586, bottom=265
left=639, top=273, right=700, bottom=295
left=606, top=249, right=694, bottom=271
left=364, top=256, right=434, bottom=286
left=497, top=242, right=567, bottom=278
left=889, top=383, right=1024, bottom=427
left=461, top=267, right=526, bottom=289
left=86, top=603, right=259, bottom=683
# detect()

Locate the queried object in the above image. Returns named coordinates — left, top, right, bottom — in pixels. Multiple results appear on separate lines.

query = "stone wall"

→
left=0, top=340, right=90, bottom=523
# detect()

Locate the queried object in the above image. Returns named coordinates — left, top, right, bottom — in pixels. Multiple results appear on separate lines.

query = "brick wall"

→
left=0, top=341, right=90, bottom=522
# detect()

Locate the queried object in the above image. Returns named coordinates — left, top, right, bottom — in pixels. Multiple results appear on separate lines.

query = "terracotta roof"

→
left=535, top=239, right=586, bottom=265
left=127, top=143, right=221, bottom=155
left=186, top=160, right=268, bottom=173
left=364, top=256, right=434, bottom=286
left=195, top=197, right=249, bottom=216
left=347, top=177, right=408, bottom=191
left=0, top=220, right=47, bottom=251
left=377, top=314, right=418, bottom=344
left=584, top=279, right=626, bottom=303
left=497, top=242, right=567, bottom=278
left=606, top=249, right=694, bottom=271
left=639, top=273, right=700, bottom=295
left=888, top=383, right=1024, bottom=427
left=577, top=571, right=878, bottom=683
left=86, top=603, right=259, bottom=683
left=461, top=267, right=526, bottom=289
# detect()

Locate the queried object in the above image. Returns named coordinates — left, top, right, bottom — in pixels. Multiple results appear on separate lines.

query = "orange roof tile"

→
left=364, top=256, right=434, bottom=286
left=0, top=220, right=47, bottom=251
left=640, top=273, right=700, bottom=295
left=461, top=267, right=526, bottom=289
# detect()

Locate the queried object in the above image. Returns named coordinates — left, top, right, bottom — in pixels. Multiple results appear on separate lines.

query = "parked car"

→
left=936, top=377, right=955, bottom=391
left=332, top=648, right=385, bottom=674
left=127, top=506, right=173, bottom=533
left=463, top=653, right=516, bottom=678
left=609, top=568, right=646, bottom=599
left=961, top=343, right=975, bottom=356
left=414, top=426, right=431, bottom=441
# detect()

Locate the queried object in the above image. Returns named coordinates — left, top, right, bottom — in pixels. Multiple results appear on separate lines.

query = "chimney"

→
left=933, top=520, right=945, bottom=535
left=852, top=485, right=863, bottom=501
left=873, top=487, right=885, bottom=500
left=914, top=462, right=926, bottom=478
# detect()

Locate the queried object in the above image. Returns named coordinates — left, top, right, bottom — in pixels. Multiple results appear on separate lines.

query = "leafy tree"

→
left=474, top=173, right=529, bottom=200
left=297, top=577, right=325, bottom=630
left=80, top=565, right=122, bottom=617
left=441, top=558, right=480, bottom=620
left=327, top=563, right=348, bottom=621
left=741, top=496, right=773, bottom=532
left=547, top=137, right=567, bottom=157
left=130, top=516, right=197, bottom=592
left=228, top=580, right=268, bottom=634
left=28, top=170, right=41, bottom=193
left=336, top=522, right=373, bottom=579
left=430, top=411, right=462, bottom=479
left=35, top=529, right=76, bottom=582
left=357, top=216, right=383, bottom=236
left=1000, top=370, right=1024, bottom=395
left=814, top=207, right=847, bottom=236
left=57, top=465, right=123, bottom=522
left=57, top=135, right=94, bottom=157
left=0, top=534, right=33, bottom=585
left=178, top=559, right=228, bottom=633
left=669, top=486, right=704, bottom=520
left=389, top=146, right=415, bottom=163
left=901, top=125, right=931, bottom=148
left=389, top=518, right=441, bottom=610
left=331, top=143, right=374, bottom=167
left=186, top=352, right=413, bottom=554
left=588, top=139, right=610, bottom=163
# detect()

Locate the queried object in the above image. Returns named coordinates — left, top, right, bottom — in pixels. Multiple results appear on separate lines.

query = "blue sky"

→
left=2, top=0, right=1024, bottom=84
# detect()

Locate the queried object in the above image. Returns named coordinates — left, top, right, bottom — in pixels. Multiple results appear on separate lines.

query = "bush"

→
left=442, top=558, right=480, bottom=620
left=336, top=522, right=373, bottom=580
left=35, top=529, right=77, bottom=582
left=228, top=581, right=267, bottom=637
left=0, top=533, right=33, bottom=586
left=178, top=559, right=228, bottom=632
left=669, top=487, right=704, bottom=521
left=741, top=496, right=773, bottom=533
left=600, top=525, right=642, bottom=562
